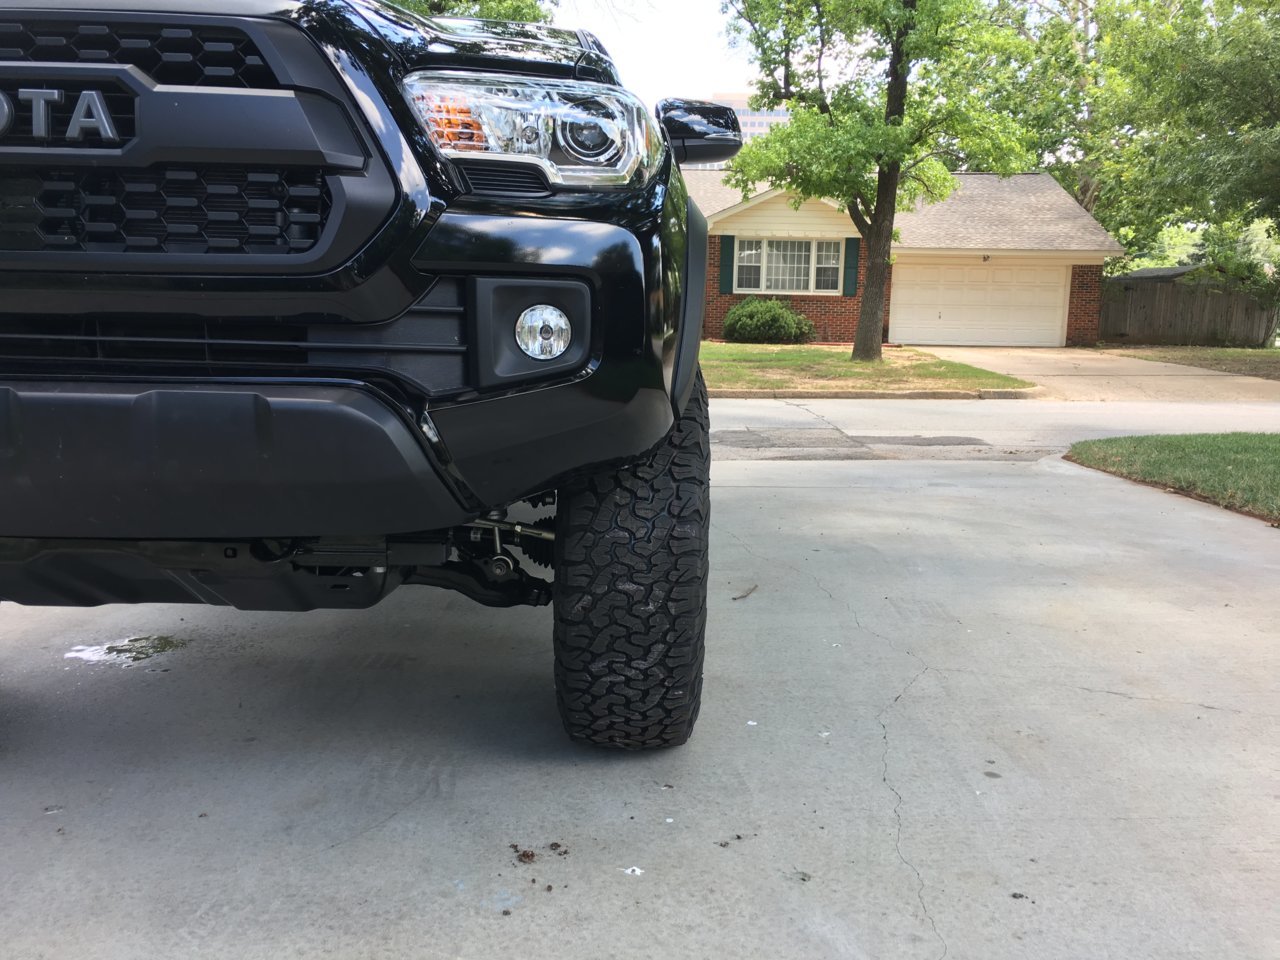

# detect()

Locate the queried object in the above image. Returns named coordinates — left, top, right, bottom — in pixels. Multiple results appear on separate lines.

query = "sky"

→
left=552, top=0, right=757, bottom=109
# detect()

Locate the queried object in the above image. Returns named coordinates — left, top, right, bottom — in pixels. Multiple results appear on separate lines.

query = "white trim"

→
left=719, top=229, right=852, bottom=239
left=706, top=188, right=851, bottom=228
left=732, top=237, right=844, bottom=296
left=891, top=247, right=1115, bottom=264
left=1057, top=262, right=1072, bottom=345
left=705, top=188, right=787, bottom=228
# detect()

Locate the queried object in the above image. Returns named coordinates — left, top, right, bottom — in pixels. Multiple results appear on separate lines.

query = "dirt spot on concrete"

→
left=509, top=844, right=536, bottom=864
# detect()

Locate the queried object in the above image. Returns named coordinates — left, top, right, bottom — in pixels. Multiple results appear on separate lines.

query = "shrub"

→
left=722, top=297, right=816, bottom=344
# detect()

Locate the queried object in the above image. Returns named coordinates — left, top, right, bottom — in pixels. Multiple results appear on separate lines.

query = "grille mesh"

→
left=0, top=167, right=330, bottom=255
left=0, top=279, right=471, bottom=397
left=0, top=21, right=277, bottom=87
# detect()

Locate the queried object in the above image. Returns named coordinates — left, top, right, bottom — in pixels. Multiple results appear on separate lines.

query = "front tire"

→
left=552, top=372, right=710, bottom=749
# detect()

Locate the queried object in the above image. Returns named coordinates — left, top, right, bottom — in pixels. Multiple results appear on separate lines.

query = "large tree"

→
left=986, top=0, right=1113, bottom=213
left=988, top=0, right=1278, bottom=259
left=1113, top=0, right=1280, bottom=229
left=723, top=0, right=1032, bottom=360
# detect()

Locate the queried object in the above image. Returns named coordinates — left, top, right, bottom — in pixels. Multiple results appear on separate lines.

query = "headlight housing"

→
left=402, top=72, right=664, bottom=189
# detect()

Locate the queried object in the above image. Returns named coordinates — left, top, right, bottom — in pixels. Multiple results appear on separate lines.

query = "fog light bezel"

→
left=471, top=277, right=592, bottom=389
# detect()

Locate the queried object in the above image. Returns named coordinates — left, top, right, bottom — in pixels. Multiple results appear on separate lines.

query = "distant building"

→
left=686, top=93, right=788, bottom=169
left=709, top=92, right=788, bottom=142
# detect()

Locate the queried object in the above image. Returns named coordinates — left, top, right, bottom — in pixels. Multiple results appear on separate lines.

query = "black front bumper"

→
left=0, top=380, right=469, bottom=538
left=0, top=369, right=678, bottom=540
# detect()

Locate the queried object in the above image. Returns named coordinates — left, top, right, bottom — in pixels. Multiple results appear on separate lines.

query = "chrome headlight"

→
left=401, top=72, right=664, bottom=188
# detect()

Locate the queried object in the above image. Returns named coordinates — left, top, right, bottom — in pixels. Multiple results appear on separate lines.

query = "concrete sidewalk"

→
left=929, top=346, right=1280, bottom=401
left=711, top=397, right=1280, bottom=460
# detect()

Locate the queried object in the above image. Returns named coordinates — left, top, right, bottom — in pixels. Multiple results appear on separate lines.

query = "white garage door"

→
left=889, top=261, right=1069, bottom=346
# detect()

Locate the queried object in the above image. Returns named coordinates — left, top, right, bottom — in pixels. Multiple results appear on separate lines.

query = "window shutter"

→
left=719, top=235, right=735, bottom=294
left=842, top=238, right=860, bottom=296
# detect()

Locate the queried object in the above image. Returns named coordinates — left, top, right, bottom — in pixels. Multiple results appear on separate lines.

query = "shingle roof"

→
left=895, top=174, right=1123, bottom=253
left=683, top=170, right=1122, bottom=255
left=683, top=169, right=754, bottom=219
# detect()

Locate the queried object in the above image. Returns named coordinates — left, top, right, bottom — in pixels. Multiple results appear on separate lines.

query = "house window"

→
left=735, top=239, right=762, bottom=290
left=765, top=240, right=811, bottom=291
left=815, top=241, right=841, bottom=291
left=734, top=239, right=843, bottom=295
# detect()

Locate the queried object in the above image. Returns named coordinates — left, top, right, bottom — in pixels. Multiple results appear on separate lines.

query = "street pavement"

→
left=1, top=399, right=1277, bottom=960
left=712, top=396, right=1280, bottom=460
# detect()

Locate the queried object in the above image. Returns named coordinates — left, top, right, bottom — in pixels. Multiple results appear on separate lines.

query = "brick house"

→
left=684, top=171, right=1122, bottom=346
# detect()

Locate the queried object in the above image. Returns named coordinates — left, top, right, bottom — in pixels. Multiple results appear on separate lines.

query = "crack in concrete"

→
left=850, top=608, right=930, bottom=671
left=1071, top=685, right=1239, bottom=714
left=877, top=667, right=948, bottom=960
left=715, top=520, right=844, bottom=608
left=815, top=595, right=948, bottom=958
left=779, top=398, right=852, bottom=436
left=934, top=666, right=1262, bottom=717
left=319, top=784, right=438, bottom=855
left=718, top=518, right=947, bottom=958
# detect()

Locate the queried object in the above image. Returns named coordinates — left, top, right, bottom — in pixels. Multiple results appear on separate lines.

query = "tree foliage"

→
left=990, top=0, right=1279, bottom=270
left=1097, top=0, right=1280, bottom=311
left=723, top=0, right=1033, bottom=359
left=1114, top=0, right=1280, bottom=230
left=395, top=0, right=554, bottom=23
left=985, top=0, right=1114, bottom=212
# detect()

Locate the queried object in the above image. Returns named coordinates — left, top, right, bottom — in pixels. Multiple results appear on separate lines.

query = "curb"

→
left=979, top=386, right=1047, bottom=399
left=708, top=386, right=1045, bottom=400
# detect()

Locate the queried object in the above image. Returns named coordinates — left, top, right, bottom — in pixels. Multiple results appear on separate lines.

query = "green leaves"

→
left=989, top=0, right=1279, bottom=276
left=1117, top=0, right=1280, bottom=227
left=395, top=0, right=555, bottom=23
left=723, top=0, right=1035, bottom=226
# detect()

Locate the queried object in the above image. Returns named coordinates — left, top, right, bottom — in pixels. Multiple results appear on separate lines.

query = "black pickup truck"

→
left=0, top=0, right=740, bottom=748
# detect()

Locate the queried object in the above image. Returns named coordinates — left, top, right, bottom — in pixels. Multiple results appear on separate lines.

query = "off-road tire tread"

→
left=553, top=372, right=710, bottom=749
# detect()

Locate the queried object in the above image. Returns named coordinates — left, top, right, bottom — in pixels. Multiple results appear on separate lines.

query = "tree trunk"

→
left=851, top=161, right=902, bottom=361
left=853, top=219, right=893, bottom=361
left=851, top=10, right=912, bottom=362
left=1076, top=171, right=1101, bottom=213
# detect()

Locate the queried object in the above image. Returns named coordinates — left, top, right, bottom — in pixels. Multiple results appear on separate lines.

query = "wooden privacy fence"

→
left=1101, top=277, right=1278, bottom=346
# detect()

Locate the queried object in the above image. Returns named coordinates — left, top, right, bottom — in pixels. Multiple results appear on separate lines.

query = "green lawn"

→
left=1068, top=433, right=1280, bottom=523
left=1103, top=346, right=1280, bottom=380
left=699, top=342, right=1031, bottom=392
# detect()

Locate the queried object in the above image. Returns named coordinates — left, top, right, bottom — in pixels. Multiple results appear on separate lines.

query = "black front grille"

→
left=0, top=279, right=472, bottom=398
left=0, top=21, right=277, bottom=87
left=0, top=167, right=330, bottom=255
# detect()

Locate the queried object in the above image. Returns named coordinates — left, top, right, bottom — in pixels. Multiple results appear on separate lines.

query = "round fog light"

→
left=515, top=304, right=572, bottom=360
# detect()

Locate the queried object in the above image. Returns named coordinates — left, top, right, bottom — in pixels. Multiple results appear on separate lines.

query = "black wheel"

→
left=552, top=371, right=710, bottom=749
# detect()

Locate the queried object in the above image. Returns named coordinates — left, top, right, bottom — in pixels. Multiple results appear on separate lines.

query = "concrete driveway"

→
left=929, top=346, right=1280, bottom=401
left=2, top=400, right=1278, bottom=960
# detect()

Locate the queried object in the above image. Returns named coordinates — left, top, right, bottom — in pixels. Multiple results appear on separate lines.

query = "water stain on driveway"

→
left=64, top=635, right=187, bottom=666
